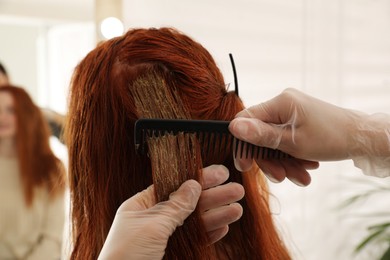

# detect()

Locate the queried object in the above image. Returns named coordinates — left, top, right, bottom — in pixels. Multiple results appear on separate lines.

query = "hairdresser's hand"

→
left=229, top=88, right=376, bottom=185
left=98, top=165, right=244, bottom=260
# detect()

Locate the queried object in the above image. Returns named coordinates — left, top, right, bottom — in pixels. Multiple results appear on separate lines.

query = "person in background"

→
left=230, top=88, right=390, bottom=186
left=0, top=61, right=65, bottom=142
left=0, top=85, right=66, bottom=259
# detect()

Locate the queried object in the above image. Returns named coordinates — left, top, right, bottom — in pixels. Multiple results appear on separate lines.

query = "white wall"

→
left=44, top=22, right=95, bottom=114
left=0, top=21, right=44, bottom=101
left=0, top=18, right=95, bottom=112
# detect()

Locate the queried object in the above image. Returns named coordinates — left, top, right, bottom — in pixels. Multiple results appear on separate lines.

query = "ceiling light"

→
left=100, top=17, right=124, bottom=39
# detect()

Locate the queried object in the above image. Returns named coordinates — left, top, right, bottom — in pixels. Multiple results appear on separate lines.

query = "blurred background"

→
left=1, top=0, right=390, bottom=259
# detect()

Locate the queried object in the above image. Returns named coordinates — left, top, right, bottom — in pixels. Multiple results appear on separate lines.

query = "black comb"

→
left=134, top=118, right=292, bottom=160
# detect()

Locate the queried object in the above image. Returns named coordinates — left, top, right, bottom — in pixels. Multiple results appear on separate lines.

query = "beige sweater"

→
left=0, top=156, right=65, bottom=260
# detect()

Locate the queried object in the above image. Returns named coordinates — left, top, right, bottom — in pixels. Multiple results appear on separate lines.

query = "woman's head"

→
left=0, top=86, right=44, bottom=142
left=67, top=27, right=289, bottom=259
left=0, top=85, right=65, bottom=205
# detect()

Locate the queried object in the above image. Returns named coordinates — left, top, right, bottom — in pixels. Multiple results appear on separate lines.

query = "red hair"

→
left=66, top=28, right=290, bottom=259
left=0, top=85, right=65, bottom=206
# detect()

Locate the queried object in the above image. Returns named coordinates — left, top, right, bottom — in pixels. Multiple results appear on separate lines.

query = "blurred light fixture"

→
left=100, top=17, right=124, bottom=39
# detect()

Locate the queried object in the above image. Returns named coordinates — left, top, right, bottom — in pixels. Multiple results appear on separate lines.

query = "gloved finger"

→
left=207, top=226, right=229, bottom=245
left=232, top=138, right=255, bottom=172
left=256, top=159, right=287, bottom=183
left=235, top=102, right=275, bottom=122
left=117, top=184, right=156, bottom=212
left=234, top=156, right=253, bottom=172
left=200, top=165, right=229, bottom=189
left=230, top=118, right=281, bottom=173
left=296, top=159, right=320, bottom=170
left=283, top=159, right=318, bottom=186
left=198, top=182, right=244, bottom=212
left=256, top=159, right=318, bottom=186
left=281, top=159, right=312, bottom=186
left=201, top=203, right=243, bottom=233
left=229, top=117, right=285, bottom=150
left=153, top=180, right=202, bottom=231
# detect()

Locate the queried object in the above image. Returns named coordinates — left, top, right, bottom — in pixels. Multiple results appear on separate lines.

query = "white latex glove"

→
left=229, top=88, right=390, bottom=185
left=98, top=165, right=244, bottom=260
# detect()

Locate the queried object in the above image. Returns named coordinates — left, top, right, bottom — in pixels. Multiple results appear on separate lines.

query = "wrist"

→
left=348, top=112, right=390, bottom=158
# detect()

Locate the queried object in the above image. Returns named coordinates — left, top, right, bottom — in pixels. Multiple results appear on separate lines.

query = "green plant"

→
left=340, top=180, right=390, bottom=260
left=355, top=222, right=390, bottom=259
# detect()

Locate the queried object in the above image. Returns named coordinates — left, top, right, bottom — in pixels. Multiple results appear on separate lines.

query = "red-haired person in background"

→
left=1, top=61, right=66, bottom=143
left=66, top=27, right=291, bottom=259
left=0, top=85, right=66, bottom=259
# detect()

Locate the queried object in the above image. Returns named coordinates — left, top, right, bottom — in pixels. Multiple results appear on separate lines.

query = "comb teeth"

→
left=134, top=119, right=292, bottom=160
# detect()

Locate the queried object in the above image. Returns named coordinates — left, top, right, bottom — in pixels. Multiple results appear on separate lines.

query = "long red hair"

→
left=0, top=85, right=65, bottom=206
left=66, top=27, right=290, bottom=259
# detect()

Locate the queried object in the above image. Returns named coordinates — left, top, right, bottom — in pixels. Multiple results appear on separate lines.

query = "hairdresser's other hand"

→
left=98, top=180, right=201, bottom=260
left=198, top=165, right=244, bottom=243
left=229, top=88, right=377, bottom=185
left=99, top=165, right=244, bottom=260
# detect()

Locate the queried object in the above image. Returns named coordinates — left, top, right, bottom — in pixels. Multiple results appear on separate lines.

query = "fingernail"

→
left=186, top=180, right=202, bottom=196
left=263, top=171, right=281, bottom=183
left=288, top=177, right=306, bottom=187
left=234, top=120, right=249, bottom=136
left=216, top=165, right=229, bottom=182
left=204, top=165, right=229, bottom=187
left=234, top=158, right=242, bottom=172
